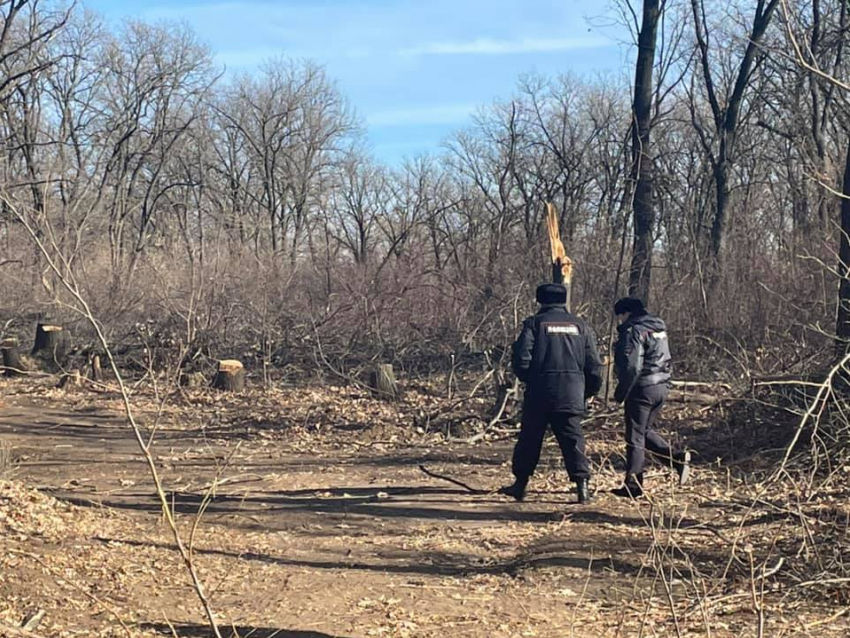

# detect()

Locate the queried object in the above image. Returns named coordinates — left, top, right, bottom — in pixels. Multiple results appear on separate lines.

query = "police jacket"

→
left=512, top=304, right=604, bottom=414
left=613, top=311, right=672, bottom=403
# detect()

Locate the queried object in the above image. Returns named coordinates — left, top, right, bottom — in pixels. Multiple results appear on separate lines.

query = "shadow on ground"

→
left=142, top=622, right=346, bottom=638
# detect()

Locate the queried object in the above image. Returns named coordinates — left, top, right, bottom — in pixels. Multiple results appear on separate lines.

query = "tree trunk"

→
left=835, top=141, right=850, bottom=358
left=552, top=261, right=563, bottom=284
left=1, top=339, right=25, bottom=377
left=369, top=364, right=399, bottom=401
left=212, top=359, right=246, bottom=392
left=627, top=0, right=661, bottom=304
left=710, top=158, right=730, bottom=281
left=551, top=262, right=571, bottom=311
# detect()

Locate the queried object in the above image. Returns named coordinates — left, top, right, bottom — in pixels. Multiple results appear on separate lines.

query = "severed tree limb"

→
left=671, top=380, right=732, bottom=390
left=463, top=378, right=520, bottom=444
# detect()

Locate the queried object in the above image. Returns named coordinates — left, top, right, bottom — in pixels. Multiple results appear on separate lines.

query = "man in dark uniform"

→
left=612, top=297, right=690, bottom=498
left=500, top=283, right=604, bottom=504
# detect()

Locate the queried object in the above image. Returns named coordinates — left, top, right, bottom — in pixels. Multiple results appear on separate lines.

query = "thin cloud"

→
left=400, top=36, right=608, bottom=57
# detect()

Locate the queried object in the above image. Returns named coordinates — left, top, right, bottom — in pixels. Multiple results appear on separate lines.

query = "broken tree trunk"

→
left=213, top=359, right=245, bottom=392
left=1, top=339, right=25, bottom=377
left=546, top=202, right=573, bottom=310
left=369, top=363, right=399, bottom=401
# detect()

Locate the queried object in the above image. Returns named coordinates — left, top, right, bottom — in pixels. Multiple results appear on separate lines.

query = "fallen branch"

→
left=466, top=378, right=520, bottom=443
left=418, top=464, right=492, bottom=494
left=582, top=409, right=619, bottom=424
left=671, top=380, right=732, bottom=391
left=751, top=375, right=823, bottom=387
left=668, top=389, right=720, bottom=405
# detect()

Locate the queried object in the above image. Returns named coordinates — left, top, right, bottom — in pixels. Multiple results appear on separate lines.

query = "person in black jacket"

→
left=612, top=297, right=690, bottom=498
left=500, top=283, right=604, bottom=504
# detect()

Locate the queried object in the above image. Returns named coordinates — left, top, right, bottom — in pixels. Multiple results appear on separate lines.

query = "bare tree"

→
left=628, top=0, right=663, bottom=302
left=327, top=151, right=384, bottom=265
left=689, top=0, right=781, bottom=287
left=781, top=1, right=850, bottom=355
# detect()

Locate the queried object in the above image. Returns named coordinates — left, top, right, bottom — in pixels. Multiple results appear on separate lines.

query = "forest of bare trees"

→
left=0, top=0, right=848, bottom=381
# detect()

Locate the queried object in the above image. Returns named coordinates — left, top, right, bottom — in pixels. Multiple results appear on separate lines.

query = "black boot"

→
left=498, top=477, right=528, bottom=501
left=612, top=474, right=643, bottom=499
left=674, top=451, right=691, bottom=486
left=576, top=478, right=591, bottom=504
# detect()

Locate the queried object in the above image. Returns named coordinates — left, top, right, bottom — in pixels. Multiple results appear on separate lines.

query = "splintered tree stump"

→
left=369, top=364, right=399, bottom=401
left=1, top=339, right=25, bottom=377
left=213, top=359, right=245, bottom=392
left=32, top=324, right=68, bottom=359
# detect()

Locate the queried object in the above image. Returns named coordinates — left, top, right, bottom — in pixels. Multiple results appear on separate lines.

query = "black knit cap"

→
left=536, top=283, right=567, bottom=305
left=614, top=297, right=645, bottom=315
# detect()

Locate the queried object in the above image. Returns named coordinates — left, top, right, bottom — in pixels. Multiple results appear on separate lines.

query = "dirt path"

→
left=1, top=393, right=847, bottom=638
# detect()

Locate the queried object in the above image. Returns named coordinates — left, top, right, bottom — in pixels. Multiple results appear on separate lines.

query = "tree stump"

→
left=1, top=339, right=25, bottom=377
left=32, top=323, right=68, bottom=358
left=88, top=353, right=103, bottom=382
left=369, top=364, right=399, bottom=401
left=57, top=370, right=82, bottom=389
left=180, top=371, right=208, bottom=388
left=212, top=359, right=245, bottom=392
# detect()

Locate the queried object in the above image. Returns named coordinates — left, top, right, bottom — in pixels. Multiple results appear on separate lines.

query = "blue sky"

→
left=83, top=0, right=631, bottom=164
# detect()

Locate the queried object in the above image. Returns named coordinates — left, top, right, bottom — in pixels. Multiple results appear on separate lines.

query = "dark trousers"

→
left=512, top=409, right=589, bottom=481
left=624, top=383, right=673, bottom=476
